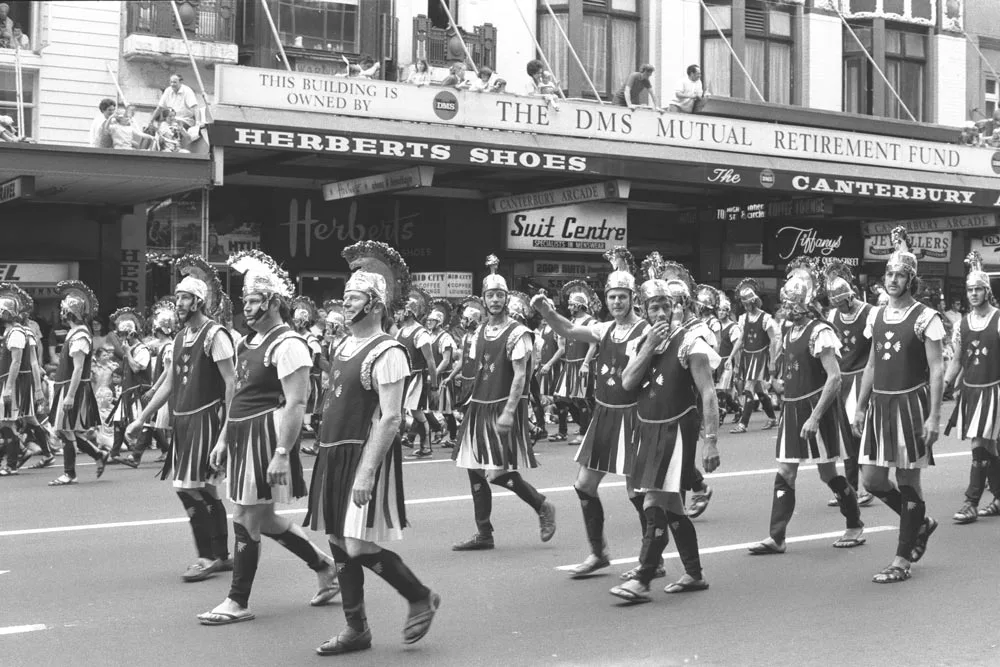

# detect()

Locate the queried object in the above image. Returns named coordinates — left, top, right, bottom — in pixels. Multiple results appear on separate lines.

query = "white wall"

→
left=36, top=0, right=122, bottom=146
left=934, top=33, right=967, bottom=126
left=803, top=10, right=841, bottom=111
left=459, top=0, right=534, bottom=81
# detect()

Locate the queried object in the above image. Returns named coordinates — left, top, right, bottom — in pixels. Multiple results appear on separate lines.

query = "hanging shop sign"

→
left=322, top=166, right=435, bottom=202
left=488, top=180, right=630, bottom=215
left=0, top=176, right=34, bottom=205
left=0, top=261, right=78, bottom=283
left=861, top=213, right=998, bottom=236
left=763, top=221, right=863, bottom=267
left=717, top=197, right=831, bottom=222
left=411, top=272, right=474, bottom=298
left=970, top=234, right=1000, bottom=267
left=863, top=231, right=952, bottom=263
left=505, top=203, right=627, bottom=254
left=214, top=65, right=997, bottom=178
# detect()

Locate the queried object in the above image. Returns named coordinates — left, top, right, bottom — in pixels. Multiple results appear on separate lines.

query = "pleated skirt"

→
left=453, top=375, right=475, bottom=408
left=0, top=373, right=37, bottom=421
left=51, top=382, right=100, bottom=433
left=776, top=392, right=849, bottom=463
left=453, top=398, right=536, bottom=471
left=539, top=362, right=560, bottom=396
left=430, top=382, right=453, bottom=413
left=714, top=362, right=734, bottom=391
left=574, top=401, right=637, bottom=475
left=226, top=409, right=307, bottom=505
left=402, top=372, right=428, bottom=411
left=107, top=386, right=144, bottom=425
left=168, top=403, right=224, bottom=488
left=860, top=386, right=934, bottom=469
left=555, top=361, right=588, bottom=399
left=304, top=439, right=407, bottom=542
left=740, top=350, right=770, bottom=384
left=945, top=380, right=1000, bottom=441
left=839, top=370, right=864, bottom=422
left=631, top=409, right=699, bottom=493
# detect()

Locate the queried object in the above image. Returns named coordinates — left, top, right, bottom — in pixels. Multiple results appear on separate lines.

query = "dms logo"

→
left=433, top=91, right=459, bottom=120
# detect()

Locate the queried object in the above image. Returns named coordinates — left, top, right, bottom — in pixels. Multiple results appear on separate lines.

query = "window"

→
left=0, top=0, right=34, bottom=51
left=701, top=1, right=793, bottom=104
left=427, top=0, right=458, bottom=30
left=986, top=77, right=998, bottom=117
left=842, top=24, right=926, bottom=121
left=537, top=0, right=638, bottom=99
left=0, top=68, right=34, bottom=138
left=276, top=0, right=359, bottom=53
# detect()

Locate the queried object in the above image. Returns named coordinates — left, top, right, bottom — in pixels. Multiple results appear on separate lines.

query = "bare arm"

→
left=925, top=335, right=944, bottom=447
left=4, top=346, right=21, bottom=398
left=436, top=347, right=453, bottom=376
left=265, top=366, right=309, bottom=487
left=647, top=87, right=659, bottom=108
left=623, top=326, right=665, bottom=391
left=851, top=346, right=877, bottom=435
left=690, top=351, right=720, bottom=472
left=215, top=355, right=236, bottom=442
left=943, top=345, right=962, bottom=387
left=767, top=325, right=782, bottom=376
left=64, top=350, right=85, bottom=406
left=135, top=357, right=173, bottom=420
left=531, top=297, right=602, bottom=344
left=581, top=341, right=597, bottom=367
left=420, top=342, right=438, bottom=386
left=353, top=376, right=404, bottom=507
left=803, top=348, right=842, bottom=438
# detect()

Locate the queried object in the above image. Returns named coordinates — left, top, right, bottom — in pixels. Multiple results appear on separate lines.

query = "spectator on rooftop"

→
left=10, top=22, right=27, bottom=49
left=107, top=108, right=154, bottom=150
left=0, top=114, right=30, bottom=142
left=157, top=74, right=199, bottom=128
left=90, top=98, right=117, bottom=148
left=441, top=62, right=469, bottom=89
left=469, top=66, right=493, bottom=92
left=614, top=63, right=659, bottom=110
left=357, top=55, right=380, bottom=79
left=666, top=64, right=707, bottom=114
left=0, top=4, right=12, bottom=46
left=525, top=59, right=560, bottom=109
left=406, top=59, right=430, bottom=86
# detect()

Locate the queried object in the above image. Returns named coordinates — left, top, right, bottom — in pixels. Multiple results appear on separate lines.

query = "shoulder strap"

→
left=361, top=338, right=406, bottom=391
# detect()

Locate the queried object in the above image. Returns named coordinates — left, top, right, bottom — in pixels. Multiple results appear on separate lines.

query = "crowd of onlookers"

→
left=959, top=113, right=1000, bottom=148
left=90, top=74, right=204, bottom=151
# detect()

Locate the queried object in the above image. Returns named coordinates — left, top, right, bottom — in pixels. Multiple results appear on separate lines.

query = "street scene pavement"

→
left=2, top=413, right=997, bottom=667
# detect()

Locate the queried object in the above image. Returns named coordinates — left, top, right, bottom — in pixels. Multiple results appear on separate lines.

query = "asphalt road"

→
left=1, top=412, right=998, bottom=667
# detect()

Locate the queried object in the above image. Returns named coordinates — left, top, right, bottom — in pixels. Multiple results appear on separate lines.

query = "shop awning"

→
left=0, top=143, right=212, bottom=207
left=208, top=105, right=1000, bottom=218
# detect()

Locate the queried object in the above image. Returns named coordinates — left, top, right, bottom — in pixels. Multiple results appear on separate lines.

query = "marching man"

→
left=731, top=278, right=781, bottom=434
left=853, top=228, right=943, bottom=584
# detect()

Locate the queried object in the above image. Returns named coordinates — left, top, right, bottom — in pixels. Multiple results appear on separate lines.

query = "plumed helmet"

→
left=110, top=307, right=144, bottom=337
left=694, top=284, right=720, bottom=317
left=175, top=255, right=224, bottom=319
left=823, top=259, right=856, bottom=307
left=459, top=295, right=486, bottom=324
left=150, top=298, right=178, bottom=335
left=482, top=254, right=508, bottom=293
left=426, top=298, right=453, bottom=326
left=966, top=251, right=992, bottom=293
left=342, top=241, right=411, bottom=313
left=887, top=226, right=918, bottom=277
left=507, top=291, right=533, bottom=323
left=561, top=280, right=597, bottom=312
left=228, top=250, right=295, bottom=302
left=604, top=247, right=636, bottom=294
left=0, top=282, right=31, bottom=321
left=290, top=295, right=318, bottom=328
left=735, top=277, right=763, bottom=306
left=780, top=257, right=821, bottom=317
left=57, top=280, right=99, bottom=322
left=324, top=299, right=345, bottom=326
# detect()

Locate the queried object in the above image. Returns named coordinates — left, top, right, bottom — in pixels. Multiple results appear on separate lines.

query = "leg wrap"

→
left=575, top=487, right=606, bottom=557
left=896, top=485, right=926, bottom=562
left=965, top=447, right=991, bottom=505
left=262, top=524, right=326, bottom=571
left=355, top=548, right=430, bottom=603
left=637, top=506, right=670, bottom=586
left=491, top=471, right=545, bottom=513
left=329, top=543, right=367, bottom=632
left=177, top=491, right=214, bottom=560
left=468, top=470, right=493, bottom=535
left=769, top=473, right=796, bottom=544
left=827, top=475, right=863, bottom=530
left=666, top=510, right=702, bottom=581
left=227, top=523, right=260, bottom=608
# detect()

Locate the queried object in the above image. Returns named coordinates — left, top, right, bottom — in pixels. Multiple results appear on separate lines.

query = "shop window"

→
left=987, top=77, right=999, bottom=117
left=537, top=0, right=638, bottom=99
left=275, top=0, right=359, bottom=53
left=0, top=1, right=33, bottom=51
left=0, top=67, right=34, bottom=138
left=701, top=1, right=792, bottom=104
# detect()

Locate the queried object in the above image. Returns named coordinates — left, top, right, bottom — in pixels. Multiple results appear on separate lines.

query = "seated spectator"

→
left=667, top=64, right=707, bottom=114
left=490, top=77, right=507, bottom=93
left=960, top=121, right=980, bottom=146
left=614, top=64, right=659, bottom=110
left=406, top=59, right=431, bottom=86
left=0, top=3, right=11, bottom=47
left=90, top=98, right=117, bottom=148
left=440, top=62, right=469, bottom=89
left=107, top=108, right=154, bottom=150
left=10, top=22, right=27, bottom=49
left=157, top=74, right=198, bottom=128
left=525, top=59, right=560, bottom=109
left=153, top=108, right=190, bottom=153
left=0, top=115, right=31, bottom=142
left=357, top=56, right=380, bottom=79
left=468, top=66, right=493, bottom=92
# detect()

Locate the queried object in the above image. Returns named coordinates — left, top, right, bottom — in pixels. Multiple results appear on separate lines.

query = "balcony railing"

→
left=127, top=0, right=236, bottom=43
left=412, top=16, right=496, bottom=71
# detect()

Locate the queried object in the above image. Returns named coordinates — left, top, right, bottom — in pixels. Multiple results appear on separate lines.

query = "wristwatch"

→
left=275, top=447, right=288, bottom=457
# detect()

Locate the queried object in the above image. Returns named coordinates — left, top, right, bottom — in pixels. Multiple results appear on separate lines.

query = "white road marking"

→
left=1, top=451, right=971, bottom=539
left=0, top=570, right=9, bottom=575
left=0, top=624, right=47, bottom=636
left=555, top=525, right=900, bottom=570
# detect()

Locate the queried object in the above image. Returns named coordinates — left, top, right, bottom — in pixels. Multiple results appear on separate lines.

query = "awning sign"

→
left=488, top=180, right=630, bottom=215
left=862, top=213, right=998, bottom=235
left=863, top=231, right=952, bottom=263
left=0, top=176, right=34, bottom=205
left=322, top=166, right=434, bottom=201
left=505, top=203, right=627, bottom=253
left=411, top=272, right=473, bottom=298
left=0, top=261, right=77, bottom=283
left=971, top=234, right=1000, bottom=267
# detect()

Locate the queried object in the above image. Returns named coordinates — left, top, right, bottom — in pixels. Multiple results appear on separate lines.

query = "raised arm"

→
left=531, top=294, right=602, bottom=344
